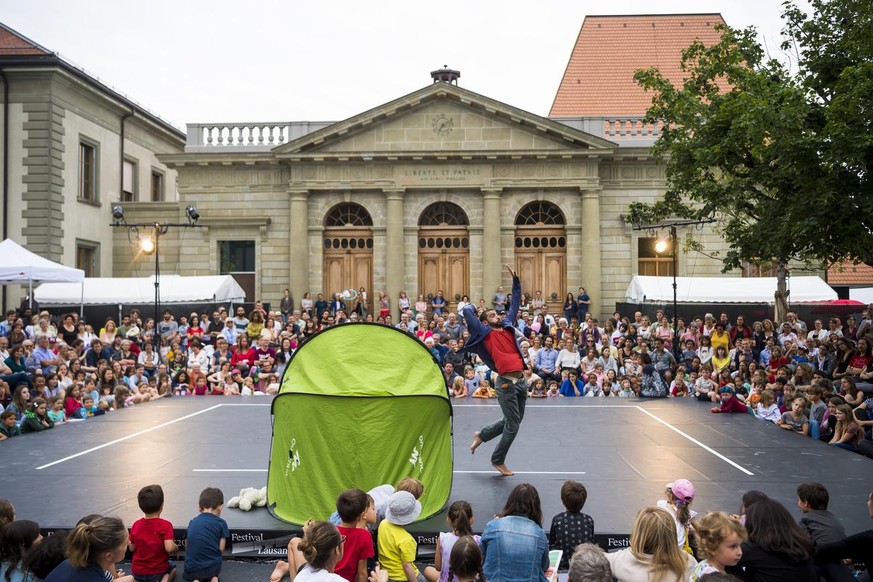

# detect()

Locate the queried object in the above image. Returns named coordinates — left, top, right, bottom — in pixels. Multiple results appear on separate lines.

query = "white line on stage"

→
left=36, top=404, right=225, bottom=470
left=633, top=406, right=755, bottom=476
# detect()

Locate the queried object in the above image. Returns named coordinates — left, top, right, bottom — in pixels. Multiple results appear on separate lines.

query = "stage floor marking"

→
left=36, top=403, right=226, bottom=470
left=456, top=403, right=755, bottom=476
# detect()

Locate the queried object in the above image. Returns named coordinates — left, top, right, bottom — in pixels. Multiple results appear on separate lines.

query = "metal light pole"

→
left=111, top=205, right=201, bottom=335
left=634, top=218, right=715, bottom=360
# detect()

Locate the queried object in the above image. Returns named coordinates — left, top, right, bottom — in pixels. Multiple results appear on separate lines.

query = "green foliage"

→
left=628, top=2, right=873, bottom=272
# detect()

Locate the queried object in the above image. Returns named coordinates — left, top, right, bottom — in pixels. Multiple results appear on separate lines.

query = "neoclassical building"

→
left=114, top=77, right=720, bottom=320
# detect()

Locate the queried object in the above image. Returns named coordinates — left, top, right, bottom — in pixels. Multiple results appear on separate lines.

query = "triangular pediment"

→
left=274, top=83, right=615, bottom=158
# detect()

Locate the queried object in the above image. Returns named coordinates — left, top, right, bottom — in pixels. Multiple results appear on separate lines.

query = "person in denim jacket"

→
left=465, top=264, right=528, bottom=476
left=482, top=483, right=550, bottom=582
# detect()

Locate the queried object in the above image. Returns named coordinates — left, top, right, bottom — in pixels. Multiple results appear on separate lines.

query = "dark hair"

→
left=744, top=498, right=814, bottom=563
left=0, top=500, right=13, bottom=528
left=297, top=521, right=342, bottom=570
left=739, top=491, right=768, bottom=515
left=22, top=530, right=67, bottom=579
left=497, top=483, right=543, bottom=527
left=198, top=487, right=224, bottom=510
left=796, top=482, right=829, bottom=510
left=0, top=520, right=41, bottom=581
left=137, top=484, right=165, bottom=515
left=336, top=488, right=368, bottom=524
left=561, top=480, right=588, bottom=513
left=447, top=500, right=474, bottom=538
left=447, top=535, right=484, bottom=582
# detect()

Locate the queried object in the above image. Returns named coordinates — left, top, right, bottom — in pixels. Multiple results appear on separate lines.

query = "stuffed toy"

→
left=227, top=486, right=267, bottom=511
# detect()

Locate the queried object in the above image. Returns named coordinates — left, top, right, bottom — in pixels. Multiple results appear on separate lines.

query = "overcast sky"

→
left=1, top=0, right=810, bottom=130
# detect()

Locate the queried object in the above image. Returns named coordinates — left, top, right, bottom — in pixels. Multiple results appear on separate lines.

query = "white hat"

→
left=385, top=491, right=422, bottom=526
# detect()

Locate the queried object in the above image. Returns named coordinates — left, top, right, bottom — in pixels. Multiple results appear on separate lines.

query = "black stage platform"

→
left=2, top=397, right=871, bottom=558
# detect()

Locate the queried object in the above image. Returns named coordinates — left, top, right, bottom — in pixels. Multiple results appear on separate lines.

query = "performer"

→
left=464, top=264, right=527, bottom=476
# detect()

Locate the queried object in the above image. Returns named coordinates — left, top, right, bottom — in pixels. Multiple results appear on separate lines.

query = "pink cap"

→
left=667, top=479, right=695, bottom=502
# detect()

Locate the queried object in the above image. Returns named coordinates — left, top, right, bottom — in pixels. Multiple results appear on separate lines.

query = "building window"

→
left=122, top=159, right=136, bottom=201
left=79, top=142, right=97, bottom=202
left=76, top=242, right=99, bottom=277
left=638, top=237, right=674, bottom=277
left=741, top=260, right=777, bottom=277
left=151, top=170, right=164, bottom=202
left=219, top=241, right=256, bottom=301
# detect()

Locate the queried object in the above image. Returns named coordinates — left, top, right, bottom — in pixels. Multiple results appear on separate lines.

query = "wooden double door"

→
left=418, top=227, right=469, bottom=311
left=514, top=226, right=566, bottom=311
left=323, top=227, right=373, bottom=312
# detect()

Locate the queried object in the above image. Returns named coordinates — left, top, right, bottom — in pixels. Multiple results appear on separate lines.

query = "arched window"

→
left=418, top=202, right=469, bottom=227
left=515, top=201, right=565, bottom=226
left=324, top=203, right=373, bottom=227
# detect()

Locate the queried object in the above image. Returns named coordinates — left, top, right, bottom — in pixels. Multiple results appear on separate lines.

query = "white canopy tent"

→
left=0, top=239, right=85, bottom=311
left=849, top=287, right=873, bottom=305
left=625, top=275, right=838, bottom=304
left=35, top=274, right=246, bottom=306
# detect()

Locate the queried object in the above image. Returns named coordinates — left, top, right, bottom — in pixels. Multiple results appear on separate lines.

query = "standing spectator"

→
left=493, top=286, right=507, bottom=314
left=279, top=288, right=293, bottom=324
left=431, top=290, right=447, bottom=317
left=157, top=310, right=179, bottom=344
left=576, top=287, right=591, bottom=321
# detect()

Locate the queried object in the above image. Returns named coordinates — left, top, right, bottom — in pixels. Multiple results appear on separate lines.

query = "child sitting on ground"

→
left=183, top=487, right=228, bottom=582
left=777, top=396, right=810, bottom=435
left=378, top=491, right=424, bottom=582
left=583, top=373, right=601, bottom=397
left=471, top=379, right=494, bottom=399
left=549, top=481, right=594, bottom=570
left=0, top=410, right=20, bottom=439
left=618, top=378, right=634, bottom=398
left=601, top=380, right=615, bottom=397
left=424, top=500, right=480, bottom=582
left=529, top=378, right=547, bottom=399
left=690, top=511, right=747, bottom=580
left=670, top=371, right=690, bottom=397
left=47, top=395, right=67, bottom=424
left=463, top=367, right=480, bottom=396
left=129, top=484, right=178, bottom=582
left=451, top=376, right=468, bottom=399
left=795, top=482, right=846, bottom=547
left=65, top=383, right=85, bottom=419
left=546, top=381, right=562, bottom=397
left=273, top=488, right=375, bottom=582
left=191, top=375, right=210, bottom=396
left=754, top=390, right=781, bottom=423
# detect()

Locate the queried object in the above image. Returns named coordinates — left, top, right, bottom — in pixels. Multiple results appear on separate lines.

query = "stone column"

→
left=481, top=188, right=503, bottom=305
left=384, top=189, right=405, bottom=321
left=288, top=189, right=309, bottom=308
left=580, top=188, right=603, bottom=319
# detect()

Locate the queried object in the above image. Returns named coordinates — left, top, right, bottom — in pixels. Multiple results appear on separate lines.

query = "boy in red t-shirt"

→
left=129, top=484, right=178, bottom=582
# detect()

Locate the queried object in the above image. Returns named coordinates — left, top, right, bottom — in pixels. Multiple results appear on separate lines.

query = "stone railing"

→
left=185, top=121, right=333, bottom=153
left=184, top=117, right=660, bottom=153
left=553, top=116, right=662, bottom=146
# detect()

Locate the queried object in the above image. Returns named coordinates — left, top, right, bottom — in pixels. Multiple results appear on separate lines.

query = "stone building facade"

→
left=113, top=81, right=721, bottom=319
left=0, top=23, right=185, bottom=309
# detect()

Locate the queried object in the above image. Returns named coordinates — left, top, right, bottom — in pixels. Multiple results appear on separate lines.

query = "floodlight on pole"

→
left=139, top=236, right=156, bottom=255
left=654, top=239, right=669, bottom=254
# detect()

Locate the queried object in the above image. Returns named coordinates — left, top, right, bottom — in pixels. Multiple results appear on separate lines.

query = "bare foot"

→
left=270, top=560, right=289, bottom=582
left=470, top=432, right=482, bottom=454
left=492, top=463, right=514, bottom=476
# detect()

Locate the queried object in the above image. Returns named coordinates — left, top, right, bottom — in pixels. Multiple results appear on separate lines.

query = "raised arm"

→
left=504, top=264, right=521, bottom=325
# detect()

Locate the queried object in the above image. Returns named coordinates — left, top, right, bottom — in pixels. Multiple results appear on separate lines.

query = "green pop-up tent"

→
left=267, top=323, right=453, bottom=524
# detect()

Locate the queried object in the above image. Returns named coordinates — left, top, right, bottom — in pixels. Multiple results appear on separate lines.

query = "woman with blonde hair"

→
left=604, top=506, right=696, bottom=582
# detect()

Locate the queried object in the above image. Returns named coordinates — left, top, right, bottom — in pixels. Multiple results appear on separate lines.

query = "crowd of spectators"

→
left=3, top=290, right=873, bottom=455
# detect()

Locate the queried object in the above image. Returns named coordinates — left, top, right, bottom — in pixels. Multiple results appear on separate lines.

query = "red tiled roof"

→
left=828, top=262, right=873, bottom=286
left=550, top=14, right=726, bottom=117
left=0, top=23, right=50, bottom=56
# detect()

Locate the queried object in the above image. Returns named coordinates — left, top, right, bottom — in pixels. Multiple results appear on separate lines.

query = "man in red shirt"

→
left=463, top=264, right=527, bottom=476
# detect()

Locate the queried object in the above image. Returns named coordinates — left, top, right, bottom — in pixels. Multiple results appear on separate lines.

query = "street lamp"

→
left=110, top=206, right=201, bottom=331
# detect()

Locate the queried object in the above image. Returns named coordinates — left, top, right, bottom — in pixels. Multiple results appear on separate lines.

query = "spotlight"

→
left=655, top=239, right=669, bottom=254
left=186, top=205, right=200, bottom=224
left=140, top=237, right=156, bottom=255
left=112, top=205, right=125, bottom=224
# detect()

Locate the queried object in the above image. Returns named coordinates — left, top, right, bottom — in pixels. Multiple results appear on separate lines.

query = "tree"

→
left=627, top=1, right=873, bottom=318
